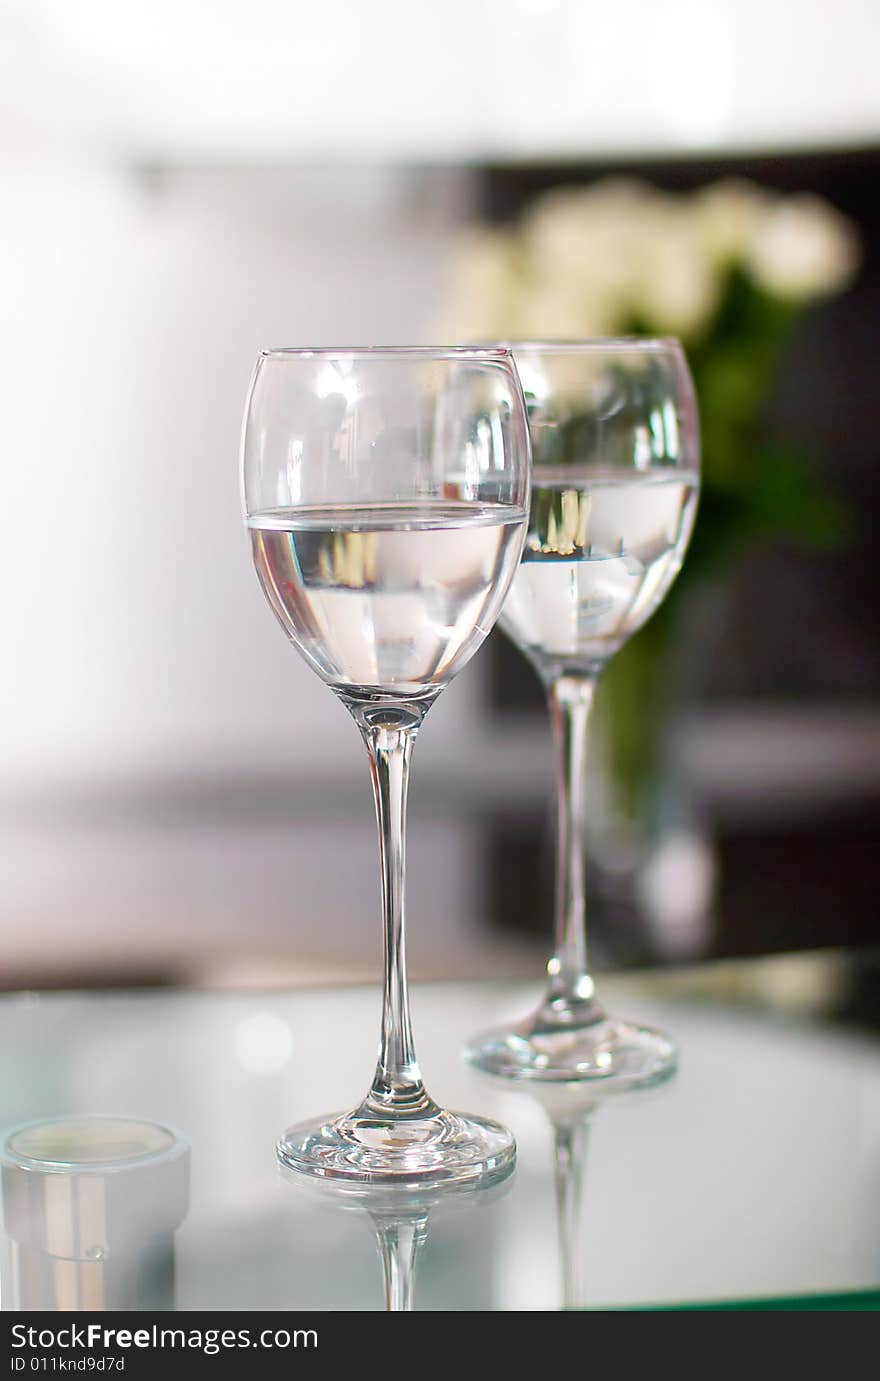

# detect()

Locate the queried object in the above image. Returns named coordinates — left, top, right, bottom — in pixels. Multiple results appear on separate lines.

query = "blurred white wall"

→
left=2, top=1, right=877, bottom=160
left=0, top=159, right=485, bottom=792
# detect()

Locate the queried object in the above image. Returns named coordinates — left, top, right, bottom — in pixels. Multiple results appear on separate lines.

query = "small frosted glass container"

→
left=1, top=1116, right=190, bottom=1311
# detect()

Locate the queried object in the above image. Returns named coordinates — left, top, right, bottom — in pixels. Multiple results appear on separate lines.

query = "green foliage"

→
left=603, top=270, right=849, bottom=819
left=599, top=605, right=673, bottom=823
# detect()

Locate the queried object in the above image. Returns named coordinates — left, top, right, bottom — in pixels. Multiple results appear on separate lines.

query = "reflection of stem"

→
left=371, top=1214, right=429, bottom=1312
left=552, top=1115, right=591, bottom=1311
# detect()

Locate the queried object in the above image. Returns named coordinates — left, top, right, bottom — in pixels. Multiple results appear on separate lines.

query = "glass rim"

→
left=258, top=346, right=518, bottom=362
left=1, top=1115, right=189, bottom=1173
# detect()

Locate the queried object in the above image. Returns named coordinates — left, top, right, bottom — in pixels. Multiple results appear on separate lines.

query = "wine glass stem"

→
left=546, top=673, right=598, bottom=1011
left=359, top=712, right=437, bottom=1120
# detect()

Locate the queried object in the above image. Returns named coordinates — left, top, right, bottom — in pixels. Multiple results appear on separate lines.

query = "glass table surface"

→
left=1, top=950, right=879, bottom=1312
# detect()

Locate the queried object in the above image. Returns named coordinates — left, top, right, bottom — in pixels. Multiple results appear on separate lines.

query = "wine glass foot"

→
left=465, top=1007, right=677, bottom=1089
left=277, top=1106, right=516, bottom=1187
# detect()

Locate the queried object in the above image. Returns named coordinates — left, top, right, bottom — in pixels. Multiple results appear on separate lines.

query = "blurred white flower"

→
left=513, top=276, right=618, bottom=340
left=522, top=179, right=651, bottom=318
left=632, top=205, right=721, bottom=338
left=439, top=178, right=860, bottom=345
left=745, top=195, right=860, bottom=300
left=521, top=180, right=723, bottom=338
left=436, top=226, right=520, bottom=342
left=694, top=177, right=773, bottom=266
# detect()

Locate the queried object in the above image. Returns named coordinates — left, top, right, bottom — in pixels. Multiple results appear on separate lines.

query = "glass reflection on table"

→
left=480, top=1077, right=674, bottom=1311
left=279, top=1159, right=515, bottom=1311
left=1, top=952, right=877, bottom=1310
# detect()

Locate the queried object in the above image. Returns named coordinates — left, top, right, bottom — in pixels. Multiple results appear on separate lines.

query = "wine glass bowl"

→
left=466, top=340, right=700, bottom=1088
left=242, top=347, right=530, bottom=1184
left=499, top=341, right=699, bottom=681
left=246, top=351, right=528, bottom=709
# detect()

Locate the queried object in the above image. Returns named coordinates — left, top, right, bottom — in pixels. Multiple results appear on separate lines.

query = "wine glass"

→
left=466, top=340, right=700, bottom=1088
left=241, top=347, right=530, bottom=1184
